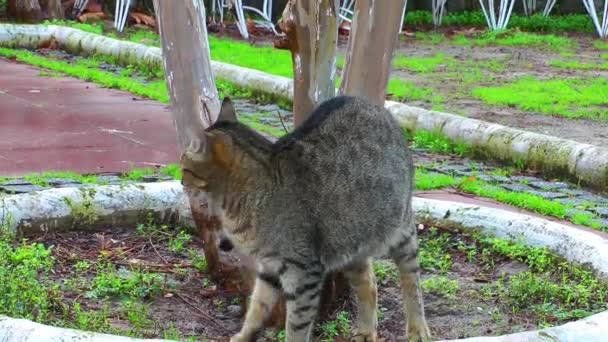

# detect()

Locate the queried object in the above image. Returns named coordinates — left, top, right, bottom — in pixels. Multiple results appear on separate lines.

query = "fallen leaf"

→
left=129, top=11, right=157, bottom=28
left=77, top=11, right=106, bottom=22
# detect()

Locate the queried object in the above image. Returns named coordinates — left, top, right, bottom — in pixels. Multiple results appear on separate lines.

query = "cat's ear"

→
left=206, top=131, right=233, bottom=169
left=218, top=97, right=238, bottom=123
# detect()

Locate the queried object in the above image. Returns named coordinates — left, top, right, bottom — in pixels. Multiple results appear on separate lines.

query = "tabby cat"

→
left=180, top=95, right=430, bottom=341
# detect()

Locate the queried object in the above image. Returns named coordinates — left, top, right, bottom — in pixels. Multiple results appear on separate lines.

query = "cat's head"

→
left=180, top=97, right=239, bottom=194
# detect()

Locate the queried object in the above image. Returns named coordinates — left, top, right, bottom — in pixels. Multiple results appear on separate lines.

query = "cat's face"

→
left=180, top=97, right=238, bottom=195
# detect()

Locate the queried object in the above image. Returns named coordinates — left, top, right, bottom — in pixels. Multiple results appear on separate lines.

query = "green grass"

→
left=413, top=168, right=607, bottom=232
left=88, top=263, right=163, bottom=300
left=420, top=226, right=608, bottom=326
left=415, top=169, right=458, bottom=190
left=318, top=311, right=351, bottom=342
left=23, top=171, right=98, bottom=186
left=421, top=276, right=459, bottom=299
left=0, top=44, right=290, bottom=112
left=43, top=19, right=105, bottom=35
left=594, top=40, right=608, bottom=50
left=473, top=76, right=608, bottom=120
left=452, top=30, right=575, bottom=52
left=0, top=215, right=210, bottom=338
left=404, top=11, right=595, bottom=33
left=387, top=79, right=444, bottom=104
left=373, top=260, right=399, bottom=284
left=207, top=35, right=293, bottom=78
left=550, top=60, right=608, bottom=71
left=0, top=48, right=170, bottom=103
left=412, top=32, right=446, bottom=45
left=409, top=130, right=470, bottom=156
left=419, top=227, right=453, bottom=273
left=458, top=177, right=567, bottom=217
left=392, top=53, right=450, bottom=73
left=0, top=236, right=55, bottom=321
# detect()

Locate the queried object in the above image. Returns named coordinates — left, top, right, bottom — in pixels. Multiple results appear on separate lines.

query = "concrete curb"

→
left=1, top=23, right=607, bottom=188
left=0, top=183, right=606, bottom=340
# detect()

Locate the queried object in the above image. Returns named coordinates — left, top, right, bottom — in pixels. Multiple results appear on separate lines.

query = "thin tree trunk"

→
left=8, top=0, right=42, bottom=22
left=152, top=0, right=254, bottom=299
left=277, top=0, right=340, bottom=125
left=339, top=0, right=407, bottom=106
left=40, top=0, right=64, bottom=19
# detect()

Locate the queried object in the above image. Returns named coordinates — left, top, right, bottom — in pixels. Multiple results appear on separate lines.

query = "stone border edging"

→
left=0, top=183, right=606, bottom=341
left=0, top=182, right=183, bottom=236
left=1, top=23, right=607, bottom=188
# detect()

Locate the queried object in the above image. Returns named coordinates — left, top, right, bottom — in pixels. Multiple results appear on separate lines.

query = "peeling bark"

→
left=152, top=1, right=242, bottom=291
left=339, top=0, right=407, bottom=106
left=40, top=0, right=64, bottom=19
left=8, top=0, right=42, bottom=22
left=277, top=0, right=339, bottom=125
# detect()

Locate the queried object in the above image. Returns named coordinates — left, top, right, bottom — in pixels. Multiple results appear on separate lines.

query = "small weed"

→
left=168, top=231, right=191, bottom=253
left=23, top=170, right=98, bottom=186
left=123, top=168, right=155, bottom=181
left=0, top=237, right=55, bottom=321
left=75, top=260, right=91, bottom=273
left=419, top=227, right=453, bottom=273
left=159, top=164, right=182, bottom=180
left=68, top=302, right=112, bottom=332
left=87, top=263, right=163, bottom=299
left=120, top=300, right=154, bottom=337
left=373, top=260, right=398, bottom=284
left=409, top=130, right=470, bottom=156
left=189, top=249, right=208, bottom=273
left=63, top=188, right=99, bottom=226
left=319, top=311, right=351, bottom=341
left=415, top=168, right=458, bottom=190
left=421, top=276, right=459, bottom=299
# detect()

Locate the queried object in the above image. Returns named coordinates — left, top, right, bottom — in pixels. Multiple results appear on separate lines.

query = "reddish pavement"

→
left=0, top=58, right=180, bottom=176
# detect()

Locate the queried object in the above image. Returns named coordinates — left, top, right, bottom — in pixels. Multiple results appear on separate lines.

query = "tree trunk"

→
left=277, top=0, right=340, bottom=125
left=39, top=0, right=63, bottom=19
left=8, top=0, right=42, bottom=22
left=152, top=0, right=254, bottom=302
left=339, top=0, right=407, bottom=106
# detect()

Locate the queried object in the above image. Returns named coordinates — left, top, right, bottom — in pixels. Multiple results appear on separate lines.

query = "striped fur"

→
left=181, top=96, right=430, bottom=341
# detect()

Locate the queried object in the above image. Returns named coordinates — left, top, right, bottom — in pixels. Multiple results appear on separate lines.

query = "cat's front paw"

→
left=406, top=318, right=431, bottom=341
left=229, top=334, right=248, bottom=342
left=351, top=330, right=378, bottom=342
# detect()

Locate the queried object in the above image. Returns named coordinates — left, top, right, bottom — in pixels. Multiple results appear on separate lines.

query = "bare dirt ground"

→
left=391, top=33, right=608, bottom=147
left=33, top=223, right=598, bottom=341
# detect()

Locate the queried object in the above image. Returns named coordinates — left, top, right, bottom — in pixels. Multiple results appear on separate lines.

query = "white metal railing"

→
left=583, top=0, right=608, bottom=38
left=479, top=0, right=516, bottom=30
left=432, top=0, right=447, bottom=27
left=522, top=0, right=557, bottom=17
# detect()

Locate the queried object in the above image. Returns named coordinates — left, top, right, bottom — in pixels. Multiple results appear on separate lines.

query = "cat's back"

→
left=270, top=96, right=413, bottom=268
left=274, top=95, right=406, bottom=158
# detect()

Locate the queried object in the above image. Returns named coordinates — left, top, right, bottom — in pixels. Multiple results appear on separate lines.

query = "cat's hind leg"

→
left=343, top=258, right=378, bottom=342
left=389, top=230, right=431, bottom=341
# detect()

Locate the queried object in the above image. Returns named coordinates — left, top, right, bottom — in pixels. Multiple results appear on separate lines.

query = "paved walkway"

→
left=0, top=58, right=179, bottom=176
